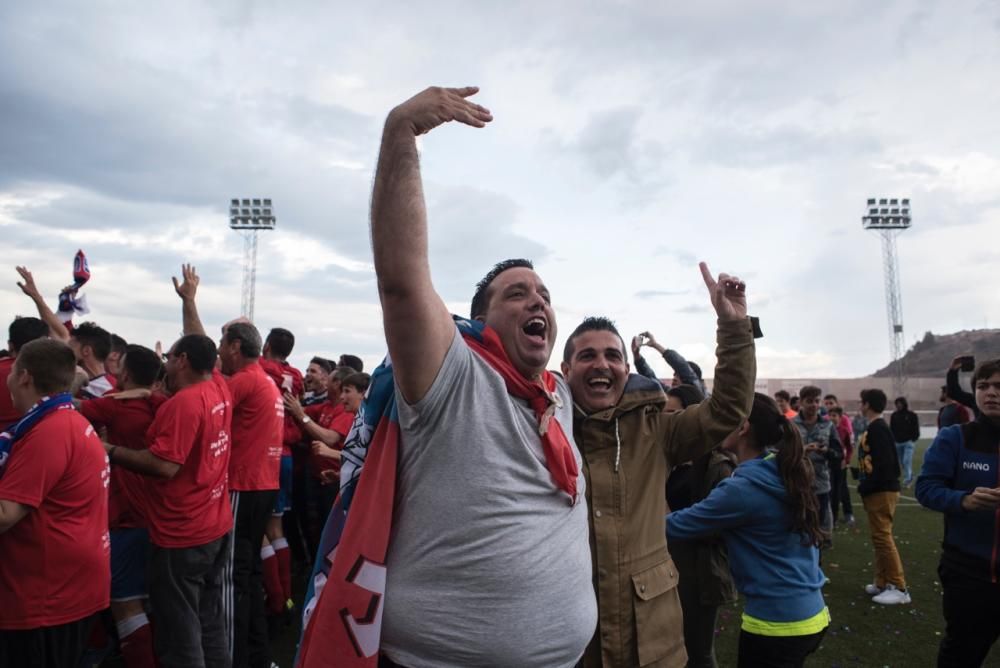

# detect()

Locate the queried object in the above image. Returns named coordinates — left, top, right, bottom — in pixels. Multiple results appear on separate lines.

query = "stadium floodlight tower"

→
left=228, top=198, right=276, bottom=322
left=862, top=197, right=911, bottom=397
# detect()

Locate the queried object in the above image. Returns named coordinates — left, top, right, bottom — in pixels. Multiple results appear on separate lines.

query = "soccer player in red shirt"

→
left=69, top=322, right=118, bottom=399
left=259, top=327, right=303, bottom=617
left=79, top=344, right=165, bottom=668
left=0, top=316, right=50, bottom=426
left=0, top=339, right=110, bottom=668
left=173, top=264, right=282, bottom=668
left=106, top=334, right=233, bottom=668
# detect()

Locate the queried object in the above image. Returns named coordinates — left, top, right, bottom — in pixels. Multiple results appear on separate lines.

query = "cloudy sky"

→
left=1, top=1, right=997, bottom=379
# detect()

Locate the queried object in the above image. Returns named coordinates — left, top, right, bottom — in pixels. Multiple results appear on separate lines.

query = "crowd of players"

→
left=2, top=84, right=1000, bottom=668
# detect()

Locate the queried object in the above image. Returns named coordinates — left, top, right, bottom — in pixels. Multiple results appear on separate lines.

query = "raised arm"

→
left=15, top=266, right=70, bottom=341
left=172, top=263, right=206, bottom=337
left=371, top=86, right=492, bottom=403
left=643, top=331, right=698, bottom=387
left=660, top=263, right=755, bottom=464
left=631, top=335, right=658, bottom=380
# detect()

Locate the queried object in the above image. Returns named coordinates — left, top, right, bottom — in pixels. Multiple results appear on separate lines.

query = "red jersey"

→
left=226, top=362, right=283, bottom=491
left=306, top=400, right=352, bottom=479
left=79, top=372, right=118, bottom=399
left=0, top=409, right=110, bottom=629
left=0, top=357, right=20, bottom=426
left=142, top=375, right=233, bottom=548
left=80, top=393, right=167, bottom=529
left=259, top=358, right=304, bottom=456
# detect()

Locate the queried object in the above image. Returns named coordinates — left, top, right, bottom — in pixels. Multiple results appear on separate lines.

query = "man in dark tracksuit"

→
left=916, top=358, right=1000, bottom=668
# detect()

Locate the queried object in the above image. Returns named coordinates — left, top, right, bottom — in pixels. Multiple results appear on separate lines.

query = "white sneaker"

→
left=864, top=583, right=882, bottom=595
left=872, top=584, right=911, bottom=605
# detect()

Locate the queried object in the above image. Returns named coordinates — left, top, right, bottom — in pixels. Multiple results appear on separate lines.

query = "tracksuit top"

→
left=916, top=417, right=1000, bottom=582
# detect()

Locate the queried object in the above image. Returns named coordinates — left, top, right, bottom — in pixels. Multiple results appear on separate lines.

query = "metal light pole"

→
left=862, top=198, right=911, bottom=397
left=229, top=198, right=276, bottom=322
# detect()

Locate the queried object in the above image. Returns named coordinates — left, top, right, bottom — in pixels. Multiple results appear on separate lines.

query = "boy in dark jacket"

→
left=857, top=388, right=910, bottom=605
left=917, top=358, right=1000, bottom=667
left=890, top=396, right=921, bottom=487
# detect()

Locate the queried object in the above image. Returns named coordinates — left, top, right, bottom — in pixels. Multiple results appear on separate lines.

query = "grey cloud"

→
left=693, top=124, right=882, bottom=168
left=652, top=246, right=697, bottom=265
left=675, top=303, right=710, bottom=314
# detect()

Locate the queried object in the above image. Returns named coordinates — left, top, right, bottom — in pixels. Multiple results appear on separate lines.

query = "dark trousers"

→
left=229, top=489, right=278, bottom=668
left=829, top=461, right=853, bottom=522
left=304, top=469, right=339, bottom=558
left=737, top=627, right=826, bottom=668
left=149, top=534, right=231, bottom=668
left=0, top=613, right=97, bottom=668
left=681, top=600, right=720, bottom=668
left=938, top=560, right=1000, bottom=667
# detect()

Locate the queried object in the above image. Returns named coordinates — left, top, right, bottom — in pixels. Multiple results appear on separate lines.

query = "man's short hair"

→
left=563, top=316, right=627, bottom=364
left=799, top=385, right=822, bottom=401
left=266, top=328, right=295, bottom=359
left=973, top=358, right=1000, bottom=385
left=860, top=388, right=888, bottom=413
left=173, top=334, right=218, bottom=373
left=110, top=334, right=128, bottom=356
left=224, top=322, right=262, bottom=358
left=8, top=317, right=49, bottom=353
left=310, top=356, right=334, bottom=374
left=343, top=372, right=371, bottom=393
left=339, top=354, right=364, bottom=373
left=331, top=366, right=355, bottom=385
left=828, top=406, right=843, bottom=417
left=124, top=344, right=163, bottom=387
left=15, top=339, right=77, bottom=394
left=823, top=393, right=838, bottom=402
left=667, top=384, right=704, bottom=409
left=774, top=389, right=790, bottom=402
left=470, top=258, right=534, bottom=320
left=72, top=322, right=113, bottom=361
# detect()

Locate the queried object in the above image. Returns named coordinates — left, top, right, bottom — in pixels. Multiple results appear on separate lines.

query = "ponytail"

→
left=747, top=393, right=825, bottom=547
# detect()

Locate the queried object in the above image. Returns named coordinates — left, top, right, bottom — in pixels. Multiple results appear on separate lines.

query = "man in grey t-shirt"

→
left=369, top=86, right=597, bottom=667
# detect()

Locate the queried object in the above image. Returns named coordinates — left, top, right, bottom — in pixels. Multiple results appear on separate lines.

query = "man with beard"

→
left=561, top=263, right=756, bottom=667
left=363, top=85, right=595, bottom=667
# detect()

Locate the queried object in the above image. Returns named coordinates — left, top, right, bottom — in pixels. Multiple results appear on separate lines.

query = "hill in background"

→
left=873, top=328, right=1000, bottom=378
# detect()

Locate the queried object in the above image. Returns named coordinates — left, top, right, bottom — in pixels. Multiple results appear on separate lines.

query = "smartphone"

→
left=960, top=355, right=976, bottom=372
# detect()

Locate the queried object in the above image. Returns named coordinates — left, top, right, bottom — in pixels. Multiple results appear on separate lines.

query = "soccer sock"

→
left=117, top=613, right=155, bottom=668
left=273, top=537, right=292, bottom=605
left=261, top=544, right=285, bottom=616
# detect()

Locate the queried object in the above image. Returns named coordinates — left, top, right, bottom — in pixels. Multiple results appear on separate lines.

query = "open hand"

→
left=15, top=266, right=41, bottom=300
left=388, top=86, right=493, bottom=136
left=172, top=264, right=199, bottom=301
left=700, top=262, right=747, bottom=321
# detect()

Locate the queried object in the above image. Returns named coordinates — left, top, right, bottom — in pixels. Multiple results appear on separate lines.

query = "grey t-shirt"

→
left=381, top=330, right=597, bottom=667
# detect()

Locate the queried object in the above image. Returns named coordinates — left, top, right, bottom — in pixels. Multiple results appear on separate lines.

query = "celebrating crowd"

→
left=1, top=86, right=999, bottom=668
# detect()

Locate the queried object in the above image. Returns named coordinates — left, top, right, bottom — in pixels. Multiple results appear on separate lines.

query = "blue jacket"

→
left=667, top=455, right=825, bottom=623
left=916, top=418, right=1000, bottom=582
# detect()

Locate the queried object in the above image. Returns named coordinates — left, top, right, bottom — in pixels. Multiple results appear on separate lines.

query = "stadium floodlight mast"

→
left=862, top=197, right=911, bottom=397
left=228, top=198, right=276, bottom=322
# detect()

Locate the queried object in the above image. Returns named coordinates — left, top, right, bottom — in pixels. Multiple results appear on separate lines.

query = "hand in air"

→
left=172, top=264, right=200, bottom=301
left=15, top=266, right=42, bottom=300
left=699, top=262, right=747, bottom=322
left=388, top=86, right=493, bottom=136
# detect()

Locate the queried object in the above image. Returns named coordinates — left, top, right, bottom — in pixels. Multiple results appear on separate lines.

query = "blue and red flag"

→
left=56, top=249, right=91, bottom=325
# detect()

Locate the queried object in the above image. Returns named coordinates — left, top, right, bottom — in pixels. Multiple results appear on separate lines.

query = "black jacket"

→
left=890, top=408, right=921, bottom=443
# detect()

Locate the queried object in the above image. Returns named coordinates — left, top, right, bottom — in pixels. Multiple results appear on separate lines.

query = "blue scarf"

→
left=0, top=393, right=75, bottom=477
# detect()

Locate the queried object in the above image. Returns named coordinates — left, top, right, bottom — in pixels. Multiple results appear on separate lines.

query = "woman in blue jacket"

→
left=916, top=358, right=1000, bottom=668
left=667, top=393, right=828, bottom=668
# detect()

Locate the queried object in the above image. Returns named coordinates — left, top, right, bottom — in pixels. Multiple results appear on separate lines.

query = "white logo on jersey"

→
left=963, top=461, right=990, bottom=472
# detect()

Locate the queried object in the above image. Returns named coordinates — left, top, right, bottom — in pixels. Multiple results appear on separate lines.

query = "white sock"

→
left=272, top=537, right=288, bottom=551
left=116, top=612, right=149, bottom=639
left=261, top=544, right=276, bottom=560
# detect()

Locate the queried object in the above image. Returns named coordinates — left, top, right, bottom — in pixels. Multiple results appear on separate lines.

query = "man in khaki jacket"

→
left=562, top=263, right=756, bottom=667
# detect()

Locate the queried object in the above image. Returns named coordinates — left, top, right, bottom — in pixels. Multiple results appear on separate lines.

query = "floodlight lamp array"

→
left=229, top=198, right=276, bottom=230
left=862, top=197, right=911, bottom=229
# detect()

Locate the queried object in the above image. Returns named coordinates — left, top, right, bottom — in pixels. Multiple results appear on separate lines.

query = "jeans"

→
left=829, top=461, right=854, bottom=523
left=896, top=440, right=915, bottom=486
left=938, top=559, right=1000, bottom=667
left=862, top=491, right=906, bottom=589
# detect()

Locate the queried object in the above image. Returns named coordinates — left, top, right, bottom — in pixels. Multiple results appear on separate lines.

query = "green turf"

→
left=710, top=439, right=997, bottom=667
